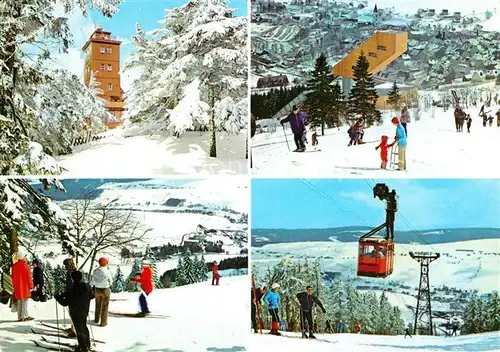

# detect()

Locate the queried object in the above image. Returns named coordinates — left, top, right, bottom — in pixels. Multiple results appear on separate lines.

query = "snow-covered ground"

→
left=57, top=128, right=248, bottom=177
left=0, top=276, right=249, bottom=352
left=250, top=330, right=500, bottom=351
left=251, top=106, right=500, bottom=176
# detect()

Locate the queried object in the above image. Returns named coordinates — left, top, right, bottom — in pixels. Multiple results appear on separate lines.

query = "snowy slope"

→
left=0, top=276, right=249, bottom=352
left=251, top=106, right=500, bottom=177
left=56, top=128, right=247, bottom=177
left=250, top=330, right=500, bottom=351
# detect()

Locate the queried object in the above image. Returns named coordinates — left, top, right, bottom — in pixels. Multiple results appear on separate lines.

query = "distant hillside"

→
left=252, top=227, right=500, bottom=246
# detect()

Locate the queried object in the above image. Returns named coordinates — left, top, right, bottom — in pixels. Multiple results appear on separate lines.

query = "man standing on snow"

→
left=404, top=326, right=412, bottom=338
left=264, top=283, right=281, bottom=336
left=251, top=286, right=267, bottom=333
left=11, top=249, right=34, bottom=321
left=296, top=286, right=326, bottom=339
left=131, top=262, right=154, bottom=316
left=391, top=117, right=407, bottom=171
left=211, top=261, right=220, bottom=286
left=91, top=257, right=113, bottom=327
left=280, top=105, right=310, bottom=152
left=31, top=259, right=44, bottom=302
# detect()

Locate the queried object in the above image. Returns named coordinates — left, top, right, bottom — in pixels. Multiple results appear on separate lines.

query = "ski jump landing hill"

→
left=0, top=276, right=248, bottom=352
left=251, top=106, right=500, bottom=177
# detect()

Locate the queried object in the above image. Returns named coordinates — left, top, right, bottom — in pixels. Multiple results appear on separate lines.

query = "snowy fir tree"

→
left=305, top=53, right=343, bottom=135
left=196, top=254, right=208, bottom=282
left=111, top=266, right=125, bottom=293
left=124, top=0, right=248, bottom=158
left=125, top=260, right=141, bottom=292
left=386, top=81, right=401, bottom=110
left=175, top=257, right=188, bottom=286
left=143, top=246, right=163, bottom=289
left=0, top=179, right=80, bottom=268
left=52, top=265, right=68, bottom=294
left=347, top=52, right=382, bottom=126
left=463, top=293, right=500, bottom=334
left=43, top=261, right=55, bottom=298
left=0, top=0, right=122, bottom=174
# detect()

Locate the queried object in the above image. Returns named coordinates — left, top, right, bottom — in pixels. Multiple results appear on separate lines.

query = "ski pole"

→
left=282, top=125, right=290, bottom=151
left=55, top=295, right=61, bottom=351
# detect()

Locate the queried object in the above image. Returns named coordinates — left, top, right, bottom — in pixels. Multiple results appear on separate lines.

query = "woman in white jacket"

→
left=91, top=258, right=113, bottom=327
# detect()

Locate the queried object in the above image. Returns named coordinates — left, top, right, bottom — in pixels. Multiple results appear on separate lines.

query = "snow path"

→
left=250, top=330, right=500, bottom=351
left=0, top=276, right=248, bottom=351
left=57, top=129, right=247, bottom=177
left=251, top=107, right=500, bottom=177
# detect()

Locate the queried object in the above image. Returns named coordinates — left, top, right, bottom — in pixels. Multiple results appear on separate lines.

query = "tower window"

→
left=368, top=52, right=377, bottom=57
left=106, top=47, right=112, bottom=54
left=100, top=46, right=105, bottom=53
left=100, top=64, right=105, bottom=71
left=108, top=83, right=113, bottom=91
left=377, top=45, right=386, bottom=51
left=107, top=64, right=112, bottom=71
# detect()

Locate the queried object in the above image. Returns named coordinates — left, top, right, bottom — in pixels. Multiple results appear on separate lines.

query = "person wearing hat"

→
left=131, top=262, right=154, bottom=316
left=296, top=285, right=326, bottom=339
left=31, top=259, right=44, bottom=302
left=400, top=103, right=409, bottom=136
left=280, top=105, right=310, bottom=152
left=391, top=117, right=407, bottom=171
left=55, top=270, right=94, bottom=352
left=264, top=283, right=281, bottom=335
left=11, top=248, right=34, bottom=321
left=91, top=257, right=113, bottom=327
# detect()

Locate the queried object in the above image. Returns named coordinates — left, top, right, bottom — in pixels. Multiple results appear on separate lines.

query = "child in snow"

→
left=466, top=114, right=472, bottom=133
left=375, top=135, right=395, bottom=169
left=211, top=261, right=220, bottom=285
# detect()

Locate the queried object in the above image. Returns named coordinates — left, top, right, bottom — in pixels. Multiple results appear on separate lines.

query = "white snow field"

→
left=0, top=276, right=249, bottom=352
left=56, top=127, right=247, bottom=177
left=250, top=330, right=500, bottom=351
left=251, top=106, right=500, bottom=177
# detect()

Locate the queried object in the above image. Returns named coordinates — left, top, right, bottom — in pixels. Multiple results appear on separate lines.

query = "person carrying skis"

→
left=31, top=259, right=45, bottom=302
left=251, top=286, right=267, bottom=333
left=400, top=103, right=409, bottom=136
left=296, top=286, right=326, bottom=339
left=375, top=135, right=396, bottom=169
left=264, top=283, right=281, bottom=336
left=466, top=114, right=472, bottom=133
left=280, top=105, right=310, bottom=152
left=131, top=262, right=154, bottom=316
left=11, top=248, right=34, bottom=322
left=391, top=117, right=407, bottom=171
left=385, top=190, right=397, bottom=240
left=348, top=118, right=365, bottom=146
left=55, top=270, right=94, bottom=352
left=404, top=326, right=412, bottom=338
left=211, top=261, right=220, bottom=286
left=91, top=257, right=113, bottom=327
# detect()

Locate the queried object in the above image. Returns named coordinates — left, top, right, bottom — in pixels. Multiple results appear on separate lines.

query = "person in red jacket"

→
left=11, top=248, right=34, bottom=321
left=375, top=135, right=396, bottom=169
left=131, top=263, right=153, bottom=316
left=211, top=261, right=220, bottom=286
left=354, top=322, right=361, bottom=334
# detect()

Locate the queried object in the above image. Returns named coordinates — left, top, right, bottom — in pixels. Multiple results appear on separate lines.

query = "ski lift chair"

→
left=357, top=223, right=395, bottom=278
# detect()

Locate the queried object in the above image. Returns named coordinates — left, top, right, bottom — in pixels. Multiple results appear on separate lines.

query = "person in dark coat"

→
left=31, top=259, right=44, bottom=302
left=404, top=327, right=412, bottom=338
left=251, top=286, right=267, bottom=333
left=296, top=286, right=326, bottom=339
left=63, top=258, right=77, bottom=337
left=348, top=118, right=365, bottom=146
left=55, top=271, right=94, bottom=352
left=280, top=105, right=310, bottom=152
left=385, top=190, right=397, bottom=240
left=451, top=322, right=459, bottom=336
left=466, top=114, right=472, bottom=133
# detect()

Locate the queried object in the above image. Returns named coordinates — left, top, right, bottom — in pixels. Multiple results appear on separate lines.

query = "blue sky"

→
left=251, top=179, right=500, bottom=230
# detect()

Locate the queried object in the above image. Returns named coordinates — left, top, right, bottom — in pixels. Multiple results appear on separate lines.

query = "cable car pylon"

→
left=409, top=251, right=440, bottom=336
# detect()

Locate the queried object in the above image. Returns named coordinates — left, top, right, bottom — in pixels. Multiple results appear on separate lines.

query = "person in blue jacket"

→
left=391, top=117, right=407, bottom=171
left=264, top=283, right=281, bottom=335
left=280, top=105, right=310, bottom=152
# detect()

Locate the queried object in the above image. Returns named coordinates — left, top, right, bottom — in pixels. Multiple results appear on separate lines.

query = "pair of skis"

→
left=33, top=322, right=104, bottom=351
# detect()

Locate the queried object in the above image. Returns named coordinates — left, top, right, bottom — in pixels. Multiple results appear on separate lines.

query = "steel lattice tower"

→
left=410, top=252, right=440, bottom=335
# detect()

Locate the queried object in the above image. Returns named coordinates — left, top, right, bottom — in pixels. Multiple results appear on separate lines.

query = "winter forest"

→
left=0, top=0, right=248, bottom=175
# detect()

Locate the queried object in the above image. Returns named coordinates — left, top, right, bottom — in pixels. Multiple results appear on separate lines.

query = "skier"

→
left=385, top=190, right=397, bottom=240
left=325, top=319, right=333, bottom=333
left=55, top=270, right=94, bottom=352
left=280, top=105, right=310, bottom=152
left=211, top=261, right=220, bottom=286
left=131, top=262, right=154, bottom=316
left=404, top=326, right=412, bottom=338
left=354, top=322, right=361, bottom=334
left=466, top=114, right=472, bottom=133
left=451, top=322, right=458, bottom=336
left=296, top=286, right=326, bottom=339
left=496, top=109, right=500, bottom=127
left=31, top=259, right=45, bottom=302
left=264, top=283, right=281, bottom=336
left=348, top=118, right=365, bottom=146
left=400, top=103, right=409, bottom=136
left=62, top=258, right=77, bottom=337
left=375, top=135, right=395, bottom=169
left=391, top=117, right=407, bottom=171
left=11, top=248, right=34, bottom=321
left=251, top=286, right=267, bottom=333
left=91, top=257, right=113, bottom=327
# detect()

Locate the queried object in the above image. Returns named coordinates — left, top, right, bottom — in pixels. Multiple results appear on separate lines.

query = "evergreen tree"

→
left=125, top=260, right=141, bottom=292
left=143, top=246, right=162, bottom=289
left=183, top=251, right=197, bottom=285
left=52, top=265, right=67, bottom=294
left=463, top=296, right=479, bottom=334
left=305, top=53, right=342, bottom=135
left=387, top=82, right=402, bottom=110
left=175, top=257, right=188, bottom=286
left=496, top=74, right=500, bottom=86
left=197, top=254, right=208, bottom=282
left=347, top=52, right=382, bottom=126
left=43, top=261, right=55, bottom=298
left=111, top=266, right=125, bottom=293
